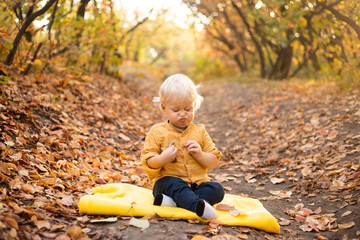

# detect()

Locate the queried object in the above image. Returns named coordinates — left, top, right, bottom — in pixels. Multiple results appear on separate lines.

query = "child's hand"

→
left=184, top=140, right=202, bottom=158
left=184, top=140, right=218, bottom=169
left=160, top=144, right=177, bottom=164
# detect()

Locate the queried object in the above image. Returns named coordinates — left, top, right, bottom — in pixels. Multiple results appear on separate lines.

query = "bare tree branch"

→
left=4, top=0, right=57, bottom=66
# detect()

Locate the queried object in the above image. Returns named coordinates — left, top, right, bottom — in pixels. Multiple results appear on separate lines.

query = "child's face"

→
left=161, top=95, right=195, bottom=130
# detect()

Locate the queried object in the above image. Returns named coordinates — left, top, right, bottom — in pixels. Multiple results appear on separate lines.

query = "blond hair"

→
left=153, top=74, right=203, bottom=111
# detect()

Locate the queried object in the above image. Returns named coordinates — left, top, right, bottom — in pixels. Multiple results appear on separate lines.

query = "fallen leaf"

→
left=9, top=178, right=22, bottom=190
left=211, top=234, right=239, bottom=240
left=9, top=152, right=22, bottom=160
left=129, top=217, right=150, bottom=229
left=61, top=196, right=74, bottom=207
left=119, top=133, right=131, bottom=141
left=5, top=140, right=15, bottom=146
left=209, top=219, right=223, bottom=228
left=301, top=168, right=312, bottom=177
left=67, top=225, right=82, bottom=240
left=191, top=236, right=211, bottom=240
left=338, top=221, right=355, bottom=230
left=269, top=190, right=292, bottom=198
left=39, top=232, right=58, bottom=238
left=279, top=218, right=291, bottom=226
left=229, top=209, right=246, bottom=216
left=90, top=217, right=118, bottom=223
left=4, top=217, right=18, bottom=229
left=316, top=235, right=329, bottom=240
left=35, top=220, right=51, bottom=229
left=341, top=211, right=352, bottom=217
left=327, top=130, right=339, bottom=140
left=237, top=234, right=249, bottom=239
left=270, top=177, right=286, bottom=184
left=99, top=151, right=112, bottom=160
left=299, top=208, right=313, bottom=217
left=55, top=234, right=71, bottom=240
left=299, top=223, right=313, bottom=232
left=215, top=204, right=235, bottom=211
left=141, top=213, right=159, bottom=220
left=82, top=228, right=91, bottom=234
left=314, top=207, right=322, bottom=214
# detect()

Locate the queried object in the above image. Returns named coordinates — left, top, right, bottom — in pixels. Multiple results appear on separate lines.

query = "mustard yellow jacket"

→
left=141, top=121, right=222, bottom=186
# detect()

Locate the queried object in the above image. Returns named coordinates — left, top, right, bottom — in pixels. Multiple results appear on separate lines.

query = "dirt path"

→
left=197, top=81, right=360, bottom=240
left=1, top=72, right=359, bottom=240
left=90, top=80, right=359, bottom=240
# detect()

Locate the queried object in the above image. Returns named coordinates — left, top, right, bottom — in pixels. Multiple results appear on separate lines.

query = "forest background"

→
left=1, top=0, right=360, bottom=240
left=1, top=0, right=359, bottom=83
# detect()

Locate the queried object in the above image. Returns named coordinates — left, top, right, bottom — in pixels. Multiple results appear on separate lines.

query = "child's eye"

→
left=185, top=108, right=191, bottom=111
left=173, top=109, right=179, bottom=112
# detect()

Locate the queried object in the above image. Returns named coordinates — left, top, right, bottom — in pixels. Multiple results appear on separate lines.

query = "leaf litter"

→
left=1, top=71, right=360, bottom=239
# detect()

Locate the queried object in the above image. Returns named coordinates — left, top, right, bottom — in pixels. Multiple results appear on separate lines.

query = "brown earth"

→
left=0, top=71, right=359, bottom=240
left=90, top=79, right=360, bottom=240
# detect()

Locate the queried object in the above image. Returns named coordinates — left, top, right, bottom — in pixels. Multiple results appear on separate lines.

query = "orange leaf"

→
left=55, top=234, right=71, bottom=240
left=191, top=236, right=211, bottom=240
left=314, top=207, right=322, bottom=214
left=4, top=217, right=18, bottom=229
left=215, top=203, right=234, bottom=211
left=209, top=219, right=223, bottom=228
left=327, top=130, right=338, bottom=140
left=141, top=213, right=159, bottom=220
left=67, top=225, right=82, bottom=240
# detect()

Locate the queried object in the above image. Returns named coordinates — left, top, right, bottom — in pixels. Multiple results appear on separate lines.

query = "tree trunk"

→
left=77, top=0, right=90, bottom=18
left=268, top=45, right=293, bottom=80
left=231, top=0, right=266, bottom=78
left=48, top=0, right=59, bottom=59
left=233, top=54, right=246, bottom=72
left=75, top=0, right=90, bottom=47
left=4, top=0, right=57, bottom=67
left=22, top=42, right=43, bottom=75
left=309, top=51, right=320, bottom=71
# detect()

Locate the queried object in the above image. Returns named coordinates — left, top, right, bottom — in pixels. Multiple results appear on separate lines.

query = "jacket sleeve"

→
left=141, top=127, right=162, bottom=181
left=200, top=125, right=222, bottom=165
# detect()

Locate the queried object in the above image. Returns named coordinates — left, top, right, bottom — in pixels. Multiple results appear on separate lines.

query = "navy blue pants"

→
left=153, top=176, right=225, bottom=213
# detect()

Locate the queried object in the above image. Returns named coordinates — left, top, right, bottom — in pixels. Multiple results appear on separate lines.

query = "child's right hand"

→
left=160, top=144, right=177, bottom=164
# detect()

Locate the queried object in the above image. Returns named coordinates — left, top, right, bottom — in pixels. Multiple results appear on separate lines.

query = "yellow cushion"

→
left=78, top=183, right=280, bottom=233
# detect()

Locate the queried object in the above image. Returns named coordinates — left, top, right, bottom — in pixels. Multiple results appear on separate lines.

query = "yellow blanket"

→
left=78, top=183, right=280, bottom=233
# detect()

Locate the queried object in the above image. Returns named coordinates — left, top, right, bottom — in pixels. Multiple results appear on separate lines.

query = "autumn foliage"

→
left=0, top=69, right=160, bottom=239
left=1, top=0, right=360, bottom=82
left=1, top=0, right=360, bottom=239
left=2, top=69, right=360, bottom=239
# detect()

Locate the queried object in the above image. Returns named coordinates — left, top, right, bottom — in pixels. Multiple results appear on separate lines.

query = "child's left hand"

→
left=184, top=140, right=218, bottom=169
left=184, top=140, right=202, bottom=158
